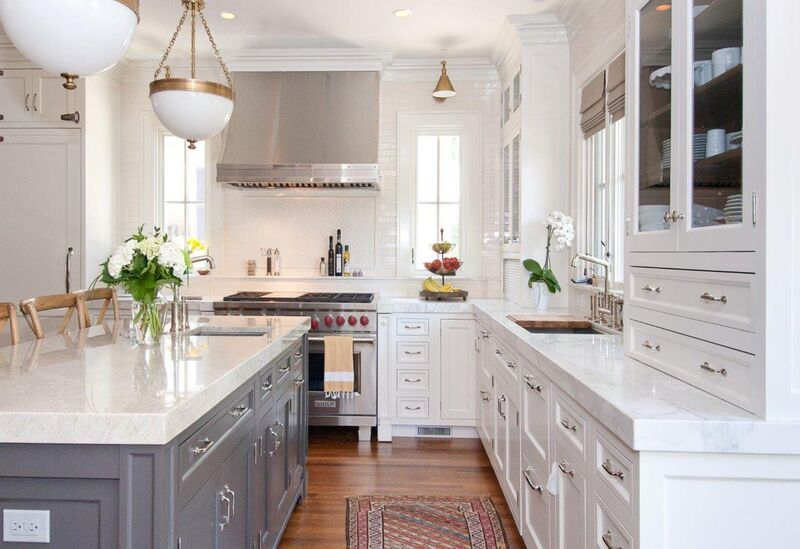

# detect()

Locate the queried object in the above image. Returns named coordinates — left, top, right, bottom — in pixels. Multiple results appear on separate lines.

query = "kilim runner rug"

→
left=346, top=495, right=509, bottom=548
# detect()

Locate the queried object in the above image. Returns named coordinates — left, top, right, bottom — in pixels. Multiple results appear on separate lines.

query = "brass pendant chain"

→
left=153, top=6, right=189, bottom=80
left=199, top=10, right=233, bottom=90
left=190, top=1, right=196, bottom=79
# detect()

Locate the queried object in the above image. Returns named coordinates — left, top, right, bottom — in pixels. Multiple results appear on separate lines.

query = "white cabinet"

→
left=0, top=129, right=82, bottom=303
left=440, top=319, right=476, bottom=420
left=626, top=0, right=759, bottom=254
left=0, top=69, right=78, bottom=124
left=553, top=436, right=588, bottom=549
left=493, top=373, right=520, bottom=522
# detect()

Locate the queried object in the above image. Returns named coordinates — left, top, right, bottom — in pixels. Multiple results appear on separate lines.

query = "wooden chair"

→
left=0, top=303, right=20, bottom=345
left=81, top=287, right=120, bottom=327
left=19, top=293, right=87, bottom=339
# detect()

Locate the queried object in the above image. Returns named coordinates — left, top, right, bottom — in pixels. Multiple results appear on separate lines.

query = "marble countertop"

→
left=377, top=297, right=800, bottom=455
left=0, top=315, right=309, bottom=445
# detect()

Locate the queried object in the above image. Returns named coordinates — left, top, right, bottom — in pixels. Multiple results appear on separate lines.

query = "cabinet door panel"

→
left=265, top=390, right=292, bottom=547
left=32, top=72, right=76, bottom=123
left=503, top=390, right=520, bottom=516
left=218, top=437, right=251, bottom=548
left=440, top=319, right=476, bottom=420
left=627, top=0, right=679, bottom=252
left=554, top=438, right=587, bottom=549
left=0, top=69, right=31, bottom=121
left=522, top=367, right=549, bottom=476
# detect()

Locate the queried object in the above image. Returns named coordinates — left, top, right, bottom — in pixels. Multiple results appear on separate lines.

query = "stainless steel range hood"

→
left=216, top=71, right=380, bottom=190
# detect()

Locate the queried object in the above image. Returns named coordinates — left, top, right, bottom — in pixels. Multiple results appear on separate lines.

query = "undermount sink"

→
left=507, top=314, right=606, bottom=335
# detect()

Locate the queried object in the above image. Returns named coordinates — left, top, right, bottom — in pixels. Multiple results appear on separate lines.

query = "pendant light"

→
left=432, top=60, right=456, bottom=99
left=149, top=0, right=234, bottom=149
left=0, top=0, right=139, bottom=90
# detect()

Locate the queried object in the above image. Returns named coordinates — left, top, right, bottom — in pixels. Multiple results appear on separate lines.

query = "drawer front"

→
left=396, top=369, right=430, bottom=393
left=396, top=397, right=429, bottom=419
left=553, top=392, right=587, bottom=461
left=396, top=341, right=430, bottom=364
left=594, top=493, right=634, bottom=549
left=521, top=368, right=549, bottom=475
left=491, top=338, right=520, bottom=385
left=629, top=267, right=755, bottom=332
left=178, top=388, right=255, bottom=492
left=395, top=318, right=429, bottom=336
left=594, top=431, right=635, bottom=512
left=521, top=456, right=550, bottom=549
left=275, top=351, right=294, bottom=389
left=259, top=366, right=276, bottom=415
left=290, top=343, right=305, bottom=378
left=628, top=319, right=756, bottom=411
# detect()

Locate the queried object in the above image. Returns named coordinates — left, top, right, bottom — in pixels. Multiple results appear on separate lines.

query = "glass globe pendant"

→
left=0, top=0, right=139, bottom=90
left=149, top=0, right=234, bottom=150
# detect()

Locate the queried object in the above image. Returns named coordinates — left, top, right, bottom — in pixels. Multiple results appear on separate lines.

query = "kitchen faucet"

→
left=571, top=252, right=609, bottom=295
left=190, top=254, right=216, bottom=270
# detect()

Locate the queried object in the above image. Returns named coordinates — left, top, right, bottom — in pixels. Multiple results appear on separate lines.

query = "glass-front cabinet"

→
left=627, top=0, right=759, bottom=253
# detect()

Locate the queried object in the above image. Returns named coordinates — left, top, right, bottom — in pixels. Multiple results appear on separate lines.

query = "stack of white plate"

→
left=661, top=139, right=671, bottom=170
left=692, top=204, right=725, bottom=227
left=724, top=194, right=743, bottom=223
left=693, top=133, right=707, bottom=162
left=639, top=204, right=670, bottom=231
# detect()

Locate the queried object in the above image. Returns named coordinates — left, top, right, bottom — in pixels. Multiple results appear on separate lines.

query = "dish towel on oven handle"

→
left=324, top=335, right=355, bottom=399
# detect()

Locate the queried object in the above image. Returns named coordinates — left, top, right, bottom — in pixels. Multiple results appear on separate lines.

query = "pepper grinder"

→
left=261, top=248, right=273, bottom=276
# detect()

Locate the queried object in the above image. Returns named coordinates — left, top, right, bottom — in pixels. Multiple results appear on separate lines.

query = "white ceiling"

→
left=127, top=0, right=567, bottom=60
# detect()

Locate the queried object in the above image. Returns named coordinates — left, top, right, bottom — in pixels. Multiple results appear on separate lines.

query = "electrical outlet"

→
left=3, top=509, right=50, bottom=543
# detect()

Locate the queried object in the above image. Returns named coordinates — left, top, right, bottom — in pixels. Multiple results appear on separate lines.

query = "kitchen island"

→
left=0, top=315, right=309, bottom=549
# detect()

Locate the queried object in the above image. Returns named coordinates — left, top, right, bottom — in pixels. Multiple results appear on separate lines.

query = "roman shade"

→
left=580, top=70, right=606, bottom=138
left=607, top=52, right=626, bottom=122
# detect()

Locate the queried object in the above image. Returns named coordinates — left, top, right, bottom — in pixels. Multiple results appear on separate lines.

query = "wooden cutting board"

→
left=506, top=314, right=592, bottom=329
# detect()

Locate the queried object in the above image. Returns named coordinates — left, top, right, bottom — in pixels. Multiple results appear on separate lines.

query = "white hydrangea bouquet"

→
left=523, top=211, right=575, bottom=304
left=95, top=226, right=191, bottom=343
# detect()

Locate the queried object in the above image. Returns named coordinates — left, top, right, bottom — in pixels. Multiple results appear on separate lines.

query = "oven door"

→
left=307, top=334, right=377, bottom=423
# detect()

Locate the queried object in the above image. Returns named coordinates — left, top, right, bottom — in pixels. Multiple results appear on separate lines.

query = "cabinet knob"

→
left=61, top=111, right=81, bottom=124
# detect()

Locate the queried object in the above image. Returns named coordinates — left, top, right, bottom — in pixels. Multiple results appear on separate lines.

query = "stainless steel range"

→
left=214, top=292, right=377, bottom=438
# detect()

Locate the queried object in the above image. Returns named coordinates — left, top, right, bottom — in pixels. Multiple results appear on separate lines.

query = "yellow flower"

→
left=187, top=238, right=207, bottom=252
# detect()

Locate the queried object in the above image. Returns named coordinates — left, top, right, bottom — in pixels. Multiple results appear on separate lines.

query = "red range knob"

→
left=360, top=316, right=370, bottom=326
left=324, top=315, right=334, bottom=327
left=336, top=315, right=346, bottom=327
left=348, top=315, right=358, bottom=326
left=310, top=318, right=320, bottom=330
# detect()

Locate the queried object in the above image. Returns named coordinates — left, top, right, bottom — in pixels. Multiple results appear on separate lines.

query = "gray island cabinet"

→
left=0, top=316, right=309, bottom=549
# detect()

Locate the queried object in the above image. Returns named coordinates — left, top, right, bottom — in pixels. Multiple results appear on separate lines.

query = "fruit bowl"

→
left=424, top=258, right=462, bottom=276
left=432, top=241, right=455, bottom=254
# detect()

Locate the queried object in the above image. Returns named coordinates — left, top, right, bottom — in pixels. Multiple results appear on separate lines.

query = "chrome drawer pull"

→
left=404, top=378, right=422, bottom=383
left=495, top=349, right=504, bottom=356
left=700, top=292, right=727, bottom=303
left=294, top=376, right=305, bottom=385
left=642, top=285, right=661, bottom=293
left=523, top=468, right=543, bottom=494
left=641, top=340, right=661, bottom=352
left=404, top=350, right=422, bottom=355
left=230, top=405, right=248, bottom=418
left=294, top=350, right=303, bottom=358
left=404, top=405, right=422, bottom=411
left=560, top=417, right=578, bottom=432
left=602, top=531, right=622, bottom=549
left=218, top=490, right=231, bottom=531
left=505, top=361, right=516, bottom=370
left=497, top=394, right=507, bottom=418
left=268, top=427, right=279, bottom=456
left=602, top=458, right=625, bottom=480
left=279, top=364, right=291, bottom=373
left=558, top=461, right=575, bottom=477
left=261, top=381, right=273, bottom=393
left=480, top=390, right=490, bottom=401
left=700, top=361, right=727, bottom=376
left=404, top=325, right=422, bottom=330
left=191, top=437, right=214, bottom=455
left=224, top=485, right=236, bottom=520
left=524, top=375, right=542, bottom=393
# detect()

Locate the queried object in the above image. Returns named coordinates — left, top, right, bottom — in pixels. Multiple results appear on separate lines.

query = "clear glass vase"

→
left=130, top=298, right=167, bottom=345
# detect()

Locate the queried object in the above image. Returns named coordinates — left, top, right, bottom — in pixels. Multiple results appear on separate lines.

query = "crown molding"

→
left=510, top=14, right=568, bottom=45
left=382, top=57, right=498, bottom=82
left=555, top=0, right=615, bottom=41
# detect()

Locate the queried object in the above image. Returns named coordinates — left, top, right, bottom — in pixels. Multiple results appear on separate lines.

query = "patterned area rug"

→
left=346, top=495, right=508, bottom=549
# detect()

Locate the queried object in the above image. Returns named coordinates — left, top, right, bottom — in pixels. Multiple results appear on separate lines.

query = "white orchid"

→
left=545, top=210, right=575, bottom=252
left=524, top=210, right=577, bottom=295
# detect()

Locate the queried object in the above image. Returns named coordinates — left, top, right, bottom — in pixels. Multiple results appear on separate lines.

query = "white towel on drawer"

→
left=324, top=336, right=354, bottom=399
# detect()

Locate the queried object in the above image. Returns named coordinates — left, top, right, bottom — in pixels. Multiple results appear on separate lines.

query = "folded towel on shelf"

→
left=324, top=335, right=354, bottom=400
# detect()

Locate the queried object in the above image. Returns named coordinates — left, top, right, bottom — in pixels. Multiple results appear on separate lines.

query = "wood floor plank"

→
left=281, top=427, right=526, bottom=548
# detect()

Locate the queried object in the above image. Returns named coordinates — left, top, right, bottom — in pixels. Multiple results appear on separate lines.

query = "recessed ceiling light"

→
left=219, top=11, right=237, bottom=20
left=393, top=9, right=413, bottom=18
left=655, top=3, right=671, bottom=11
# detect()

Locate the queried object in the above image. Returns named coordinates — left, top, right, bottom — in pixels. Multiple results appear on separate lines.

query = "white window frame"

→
left=575, top=60, right=626, bottom=289
left=397, top=112, right=482, bottom=278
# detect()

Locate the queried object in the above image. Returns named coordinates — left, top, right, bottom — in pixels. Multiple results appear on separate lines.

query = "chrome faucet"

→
left=571, top=252, right=609, bottom=295
left=190, top=254, right=216, bottom=270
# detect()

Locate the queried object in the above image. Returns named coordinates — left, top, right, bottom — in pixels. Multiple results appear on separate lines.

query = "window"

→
left=161, top=136, right=206, bottom=248
left=414, top=135, right=461, bottom=269
left=577, top=53, right=626, bottom=286
left=397, top=112, right=480, bottom=278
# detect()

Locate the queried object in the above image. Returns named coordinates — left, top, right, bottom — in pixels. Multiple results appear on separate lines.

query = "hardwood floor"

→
left=281, top=427, right=525, bottom=548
